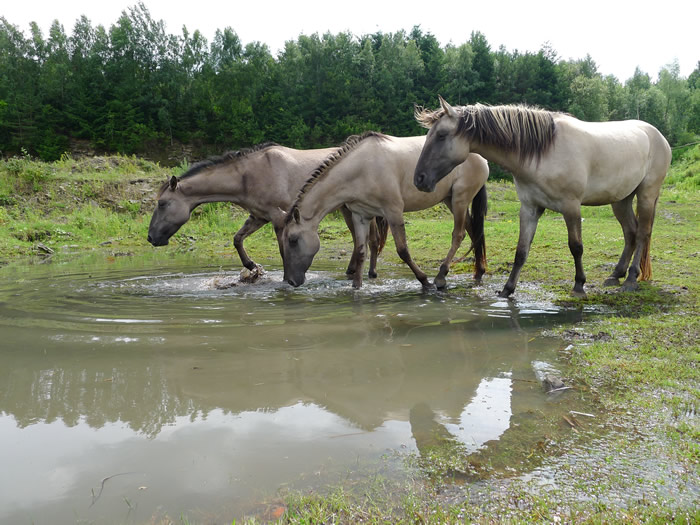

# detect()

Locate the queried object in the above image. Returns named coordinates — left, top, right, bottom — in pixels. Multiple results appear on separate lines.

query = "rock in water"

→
left=543, top=374, right=565, bottom=392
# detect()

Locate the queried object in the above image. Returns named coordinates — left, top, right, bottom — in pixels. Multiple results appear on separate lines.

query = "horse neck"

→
left=179, top=162, right=253, bottom=206
left=296, top=162, right=357, bottom=224
left=469, top=141, right=525, bottom=175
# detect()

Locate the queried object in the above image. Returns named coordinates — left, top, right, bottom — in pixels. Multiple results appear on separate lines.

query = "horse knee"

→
left=396, top=247, right=410, bottom=262
left=513, top=248, right=528, bottom=268
left=568, top=240, right=583, bottom=259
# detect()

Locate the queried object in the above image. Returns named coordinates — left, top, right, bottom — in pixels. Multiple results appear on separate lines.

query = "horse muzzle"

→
left=413, top=171, right=435, bottom=193
left=285, top=275, right=305, bottom=287
left=147, top=234, right=169, bottom=247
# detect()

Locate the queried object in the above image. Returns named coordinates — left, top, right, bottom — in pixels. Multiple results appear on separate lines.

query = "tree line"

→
left=1, top=2, right=699, bottom=161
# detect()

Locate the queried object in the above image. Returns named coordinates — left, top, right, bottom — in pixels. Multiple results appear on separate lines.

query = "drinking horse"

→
left=282, top=132, right=489, bottom=289
left=147, top=143, right=387, bottom=278
left=414, top=96, right=671, bottom=298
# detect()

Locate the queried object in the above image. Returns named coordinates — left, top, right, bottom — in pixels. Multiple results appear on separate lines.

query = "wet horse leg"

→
left=340, top=205, right=360, bottom=277
left=434, top=199, right=467, bottom=289
left=389, top=221, right=432, bottom=289
left=350, top=213, right=371, bottom=288
left=605, top=194, right=637, bottom=286
left=367, top=218, right=380, bottom=279
left=563, top=207, right=586, bottom=297
left=234, top=215, right=269, bottom=270
left=500, top=203, right=544, bottom=297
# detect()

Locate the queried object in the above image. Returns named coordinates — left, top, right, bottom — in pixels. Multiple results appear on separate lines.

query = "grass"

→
left=0, top=145, right=698, bottom=523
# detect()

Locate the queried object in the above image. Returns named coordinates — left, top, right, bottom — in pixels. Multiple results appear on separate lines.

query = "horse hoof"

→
left=434, top=277, right=446, bottom=289
left=620, top=281, right=639, bottom=292
left=603, top=277, right=620, bottom=287
left=497, top=289, right=513, bottom=298
left=571, top=290, right=587, bottom=299
left=368, top=271, right=378, bottom=279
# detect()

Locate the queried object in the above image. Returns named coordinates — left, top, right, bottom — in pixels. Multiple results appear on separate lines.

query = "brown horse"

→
left=147, top=144, right=388, bottom=278
left=281, top=132, right=489, bottom=289
left=414, top=96, right=672, bottom=297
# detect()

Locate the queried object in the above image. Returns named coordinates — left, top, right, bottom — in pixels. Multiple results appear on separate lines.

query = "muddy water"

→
left=0, top=254, right=592, bottom=523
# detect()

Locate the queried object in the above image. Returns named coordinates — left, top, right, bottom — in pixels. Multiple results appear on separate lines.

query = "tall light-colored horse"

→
left=414, top=96, right=671, bottom=298
left=147, top=144, right=388, bottom=278
left=282, top=132, right=489, bottom=289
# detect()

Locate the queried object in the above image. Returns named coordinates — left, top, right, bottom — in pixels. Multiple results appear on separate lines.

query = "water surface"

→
left=0, top=254, right=592, bottom=523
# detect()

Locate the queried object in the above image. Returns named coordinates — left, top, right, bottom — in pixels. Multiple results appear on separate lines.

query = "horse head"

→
left=281, top=207, right=321, bottom=287
left=414, top=95, right=471, bottom=192
left=147, top=176, right=193, bottom=246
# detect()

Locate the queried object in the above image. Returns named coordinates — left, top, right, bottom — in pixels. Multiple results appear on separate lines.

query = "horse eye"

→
left=289, top=235, right=299, bottom=245
left=157, top=201, right=167, bottom=208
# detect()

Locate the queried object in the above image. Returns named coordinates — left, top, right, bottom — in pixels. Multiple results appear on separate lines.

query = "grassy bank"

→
left=0, top=148, right=698, bottom=523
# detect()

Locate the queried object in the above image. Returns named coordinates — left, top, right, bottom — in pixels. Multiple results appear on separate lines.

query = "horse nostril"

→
left=147, top=235, right=153, bottom=245
left=415, top=173, right=425, bottom=186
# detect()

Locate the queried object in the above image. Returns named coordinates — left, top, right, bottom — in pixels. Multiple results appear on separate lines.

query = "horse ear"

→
left=169, top=176, right=178, bottom=191
left=278, top=207, right=288, bottom=217
left=438, top=95, right=459, bottom=119
left=292, top=207, right=301, bottom=224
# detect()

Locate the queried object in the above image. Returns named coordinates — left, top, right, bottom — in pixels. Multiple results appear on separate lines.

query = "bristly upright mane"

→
left=157, top=142, right=279, bottom=196
left=286, top=131, right=388, bottom=223
left=416, top=103, right=557, bottom=164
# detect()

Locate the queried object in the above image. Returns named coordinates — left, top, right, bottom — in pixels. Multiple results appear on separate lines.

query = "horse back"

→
left=552, top=117, right=670, bottom=205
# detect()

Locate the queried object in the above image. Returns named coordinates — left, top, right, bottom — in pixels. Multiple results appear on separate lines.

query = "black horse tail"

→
left=374, top=216, right=390, bottom=256
left=470, top=185, right=488, bottom=279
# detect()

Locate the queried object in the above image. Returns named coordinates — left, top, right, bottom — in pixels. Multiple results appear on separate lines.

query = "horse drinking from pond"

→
left=282, top=132, right=489, bottom=289
left=414, top=96, right=671, bottom=298
left=147, top=143, right=387, bottom=279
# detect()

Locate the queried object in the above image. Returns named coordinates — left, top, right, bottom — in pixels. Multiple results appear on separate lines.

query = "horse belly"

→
left=581, top=166, right=646, bottom=205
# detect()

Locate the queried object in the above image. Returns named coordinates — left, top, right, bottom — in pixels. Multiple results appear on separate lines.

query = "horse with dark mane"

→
left=282, top=132, right=489, bottom=289
left=414, top=96, right=671, bottom=297
left=147, top=143, right=388, bottom=279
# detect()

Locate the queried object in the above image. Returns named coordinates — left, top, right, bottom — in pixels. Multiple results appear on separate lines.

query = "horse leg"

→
left=605, top=194, right=637, bottom=286
left=500, top=203, right=544, bottom=298
left=367, top=218, right=379, bottom=279
left=434, top=199, right=467, bottom=289
left=389, top=221, right=432, bottom=290
left=340, top=205, right=360, bottom=277
left=350, top=213, right=371, bottom=289
left=234, top=215, right=268, bottom=270
left=621, top=194, right=658, bottom=292
left=563, top=207, right=587, bottom=297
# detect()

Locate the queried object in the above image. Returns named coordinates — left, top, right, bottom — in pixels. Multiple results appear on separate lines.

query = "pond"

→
left=0, top=253, right=595, bottom=523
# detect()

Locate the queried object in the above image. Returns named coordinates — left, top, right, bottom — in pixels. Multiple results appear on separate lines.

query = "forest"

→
left=1, top=2, right=699, bottom=162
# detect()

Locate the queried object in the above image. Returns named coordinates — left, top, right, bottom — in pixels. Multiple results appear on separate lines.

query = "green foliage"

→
left=666, top=143, right=700, bottom=190
left=0, top=7, right=699, bottom=161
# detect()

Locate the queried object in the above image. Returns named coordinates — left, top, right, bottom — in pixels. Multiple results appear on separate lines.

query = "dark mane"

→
left=416, top=103, right=557, bottom=164
left=182, top=142, right=280, bottom=179
left=157, top=142, right=279, bottom=197
left=286, top=131, right=388, bottom=224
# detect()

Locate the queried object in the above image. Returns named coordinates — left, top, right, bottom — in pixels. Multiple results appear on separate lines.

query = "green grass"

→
left=0, top=150, right=698, bottom=523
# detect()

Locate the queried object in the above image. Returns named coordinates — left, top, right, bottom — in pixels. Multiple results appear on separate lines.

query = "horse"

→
left=147, top=143, right=388, bottom=279
left=281, top=132, right=489, bottom=289
left=414, top=96, right=672, bottom=298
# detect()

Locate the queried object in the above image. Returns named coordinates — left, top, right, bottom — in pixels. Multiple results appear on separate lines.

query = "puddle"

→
left=0, top=253, right=598, bottom=523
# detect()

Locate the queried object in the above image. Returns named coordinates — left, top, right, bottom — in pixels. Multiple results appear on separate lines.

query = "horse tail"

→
left=640, top=241, right=652, bottom=281
left=639, top=195, right=658, bottom=281
left=375, top=216, right=390, bottom=256
left=470, top=185, right=488, bottom=276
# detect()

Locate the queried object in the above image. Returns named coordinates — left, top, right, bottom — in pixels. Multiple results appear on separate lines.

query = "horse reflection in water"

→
left=147, top=143, right=388, bottom=282
left=414, top=96, right=672, bottom=298
left=282, top=132, right=489, bottom=289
